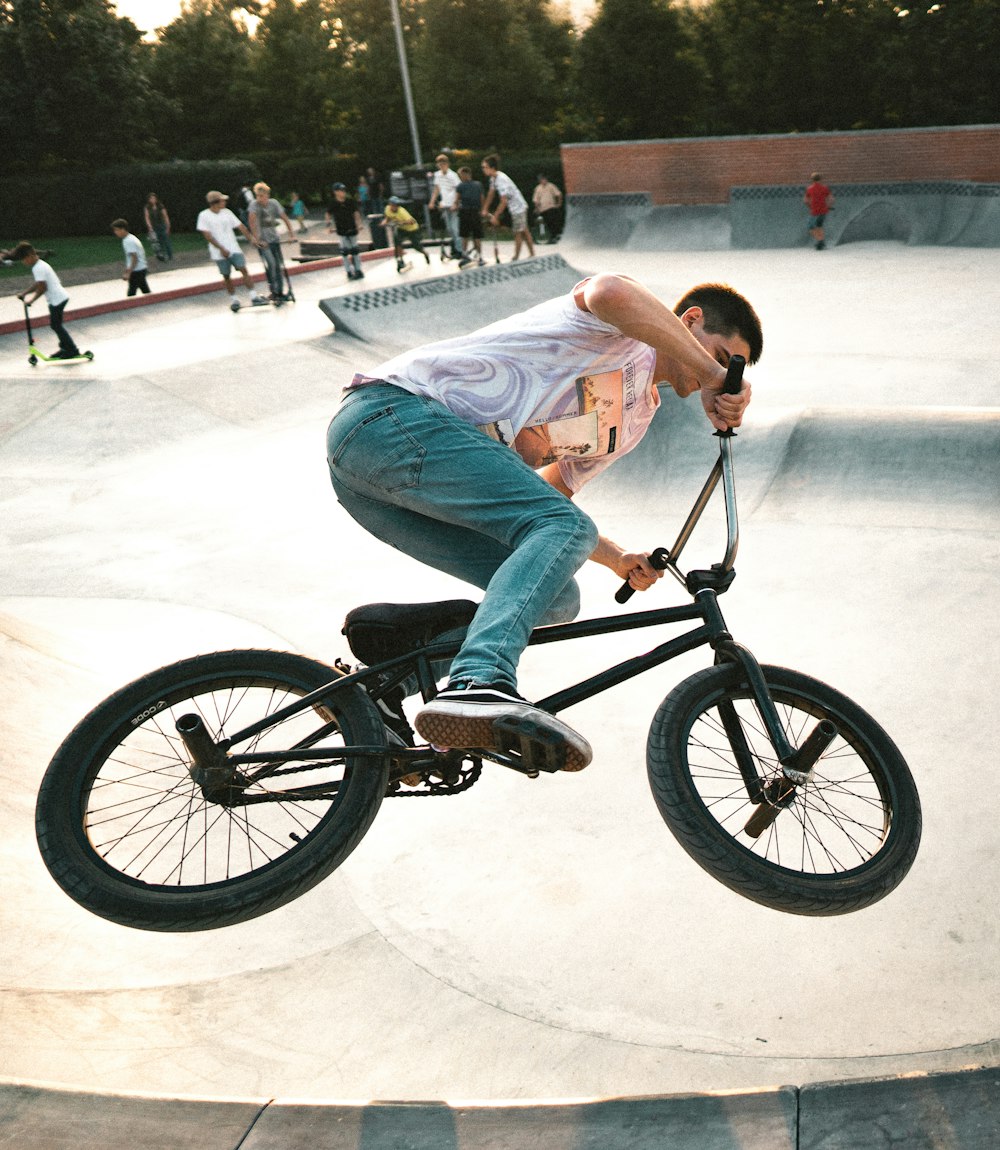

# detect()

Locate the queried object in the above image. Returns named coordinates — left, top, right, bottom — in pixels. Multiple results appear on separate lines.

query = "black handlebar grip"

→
left=723, top=354, right=746, bottom=395
left=615, top=546, right=671, bottom=604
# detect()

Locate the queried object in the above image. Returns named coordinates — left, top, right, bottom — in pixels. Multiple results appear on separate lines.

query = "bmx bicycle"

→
left=35, top=358, right=921, bottom=932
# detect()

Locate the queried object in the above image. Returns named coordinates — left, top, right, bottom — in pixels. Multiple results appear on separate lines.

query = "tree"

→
left=576, top=0, right=709, bottom=140
left=146, top=0, right=255, bottom=158
left=330, top=0, right=422, bottom=165
left=249, top=0, right=352, bottom=152
left=410, top=0, right=575, bottom=150
left=0, top=0, right=153, bottom=168
left=893, top=0, right=1000, bottom=127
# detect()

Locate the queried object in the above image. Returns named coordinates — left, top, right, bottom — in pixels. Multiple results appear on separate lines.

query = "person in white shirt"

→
left=532, top=173, right=563, bottom=243
left=10, top=241, right=82, bottom=357
left=481, top=154, right=535, bottom=261
left=195, top=190, right=268, bottom=312
left=111, top=218, right=151, bottom=296
left=429, top=153, right=464, bottom=260
left=327, top=275, right=762, bottom=768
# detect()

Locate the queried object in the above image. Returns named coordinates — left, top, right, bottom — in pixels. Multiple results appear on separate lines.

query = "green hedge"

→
left=3, top=159, right=261, bottom=239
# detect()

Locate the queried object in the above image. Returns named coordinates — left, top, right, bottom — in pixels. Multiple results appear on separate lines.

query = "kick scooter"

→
left=21, top=300, right=93, bottom=367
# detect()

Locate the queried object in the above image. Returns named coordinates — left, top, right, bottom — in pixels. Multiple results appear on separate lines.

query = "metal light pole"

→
left=389, top=0, right=423, bottom=168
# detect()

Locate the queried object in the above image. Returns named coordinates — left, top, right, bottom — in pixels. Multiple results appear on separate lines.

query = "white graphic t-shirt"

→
left=350, top=283, right=660, bottom=493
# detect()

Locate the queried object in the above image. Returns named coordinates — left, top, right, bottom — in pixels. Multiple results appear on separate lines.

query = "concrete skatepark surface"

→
left=1, top=232, right=998, bottom=1146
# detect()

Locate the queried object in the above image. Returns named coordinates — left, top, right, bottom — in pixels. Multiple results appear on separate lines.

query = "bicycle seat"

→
left=343, top=599, right=478, bottom=665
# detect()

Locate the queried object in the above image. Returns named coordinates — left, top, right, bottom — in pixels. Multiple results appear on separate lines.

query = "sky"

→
left=114, top=0, right=595, bottom=38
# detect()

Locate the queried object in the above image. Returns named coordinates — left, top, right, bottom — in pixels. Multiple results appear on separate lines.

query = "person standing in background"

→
left=112, top=218, right=151, bottom=296
left=481, top=155, right=534, bottom=261
left=143, top=193, right=172, bottom=261
left=804, top=173, right=834, bottom=251
left=532, top=174, right=563, bottom=244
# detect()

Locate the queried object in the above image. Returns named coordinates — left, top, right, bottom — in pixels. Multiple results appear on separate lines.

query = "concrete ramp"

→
left=561, top=193, right=654, bottom=250
left=1, top=243, right=999, bottom=1145
left=731, top=181, right=1000, bottom=248
left=626, top=205, right=731, bottom=250
left=563, top=183, right=1000, bottom=250
left=319, top=253, right=580, bottom=354
left=590, top=393, right=1000, bottom=534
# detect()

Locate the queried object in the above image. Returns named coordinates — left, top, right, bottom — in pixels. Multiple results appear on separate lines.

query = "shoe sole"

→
left=415, top=701, right=591, bottom=771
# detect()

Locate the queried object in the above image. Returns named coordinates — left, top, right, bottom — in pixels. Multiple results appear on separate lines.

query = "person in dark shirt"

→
left=326, top=183, right=365, bottom=281
left=456, top=167, right=486, bottom=268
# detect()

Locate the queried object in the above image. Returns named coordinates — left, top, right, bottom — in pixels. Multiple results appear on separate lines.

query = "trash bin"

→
left=367, top=214, right=389, bottom=251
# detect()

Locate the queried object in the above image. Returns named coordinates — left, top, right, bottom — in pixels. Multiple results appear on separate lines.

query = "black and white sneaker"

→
left=415, top=682, right=592, bottom=771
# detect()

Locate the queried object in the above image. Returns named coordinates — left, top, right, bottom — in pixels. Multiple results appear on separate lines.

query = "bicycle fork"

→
left=699, top=590, right=839, bottom=832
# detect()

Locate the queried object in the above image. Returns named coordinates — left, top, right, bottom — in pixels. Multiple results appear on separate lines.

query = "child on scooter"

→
left=8, top=241, right=83, bottom=358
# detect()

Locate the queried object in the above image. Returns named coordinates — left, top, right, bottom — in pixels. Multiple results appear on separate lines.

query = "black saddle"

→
left=342, top=599, right=478, bottom=665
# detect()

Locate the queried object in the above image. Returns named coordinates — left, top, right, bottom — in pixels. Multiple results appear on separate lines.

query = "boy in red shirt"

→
left=804, top=173, right=834, bottom=250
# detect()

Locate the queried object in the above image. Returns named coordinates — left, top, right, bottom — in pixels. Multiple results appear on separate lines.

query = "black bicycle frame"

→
left=212, top=422, right=803, bottom=782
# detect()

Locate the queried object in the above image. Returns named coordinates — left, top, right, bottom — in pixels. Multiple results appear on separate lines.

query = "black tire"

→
left=647, top=663, right=921, bottom=916
left=36, top=650, right=389, bottom=932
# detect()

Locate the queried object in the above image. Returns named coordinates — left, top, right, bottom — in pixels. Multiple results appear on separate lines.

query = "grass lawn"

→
left=1, top=232, right=207, bottom=281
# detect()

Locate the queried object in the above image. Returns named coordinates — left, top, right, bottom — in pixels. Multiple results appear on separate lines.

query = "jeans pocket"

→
left=328, top=405, right=425, bottom=493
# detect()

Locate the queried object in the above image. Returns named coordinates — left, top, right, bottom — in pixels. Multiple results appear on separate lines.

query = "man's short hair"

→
left=111, top=218, right=129, bottom=231
left=483, top=154, right=500, bottom=171
left=10, top=240, right=34, bottom=260
left=674, top=283, right=763, bottom=365
left=253, top=181, right=270, bottom=195
left=458, top=166, right=472, bottom=177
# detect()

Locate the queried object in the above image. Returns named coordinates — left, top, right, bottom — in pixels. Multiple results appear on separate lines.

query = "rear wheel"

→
left=36, top=650, right=389, bottom=931
left=647, top=663, right=921, bottom=915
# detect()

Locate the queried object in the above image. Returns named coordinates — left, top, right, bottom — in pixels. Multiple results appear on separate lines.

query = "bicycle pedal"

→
left=492, top=716, right=566, bottom=774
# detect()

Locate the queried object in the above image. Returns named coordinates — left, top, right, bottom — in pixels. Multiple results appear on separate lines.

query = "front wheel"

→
left=36, top=650, right=390, bottom=931
left=647, top=664, right=921, bottom=916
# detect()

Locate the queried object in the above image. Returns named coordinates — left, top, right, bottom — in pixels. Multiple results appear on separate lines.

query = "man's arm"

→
left=536, top=462, right=663, bottom=591
left=578, top=274, right=750, bottom=431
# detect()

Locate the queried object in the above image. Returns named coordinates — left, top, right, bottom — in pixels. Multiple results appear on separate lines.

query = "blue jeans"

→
left=327, top=384, right=599, bottom=692
left=441, top=208, right=462, bottom=256
left=260, top=242, right=285, bottom=296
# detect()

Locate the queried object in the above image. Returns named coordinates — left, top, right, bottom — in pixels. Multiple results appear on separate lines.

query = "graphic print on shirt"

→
left=478, top=360, right=638, bottom=468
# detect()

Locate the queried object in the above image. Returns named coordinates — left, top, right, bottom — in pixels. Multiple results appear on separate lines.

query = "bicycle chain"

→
left=385, top=758, right=483, bottom=798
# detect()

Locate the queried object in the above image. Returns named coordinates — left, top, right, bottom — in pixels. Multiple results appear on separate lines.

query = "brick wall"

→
left=561, top=126, right=1000, bottom=204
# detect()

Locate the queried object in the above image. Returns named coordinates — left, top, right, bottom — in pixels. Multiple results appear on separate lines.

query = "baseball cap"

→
left=206, top=190, right=228, bottom=204
left=332, top=182, right=346, bottom=190
left=388, top=196, right=404, bottom=205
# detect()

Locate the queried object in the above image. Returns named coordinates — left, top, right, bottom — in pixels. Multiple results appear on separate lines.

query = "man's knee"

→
left=541, top=578, right=581, bottom=625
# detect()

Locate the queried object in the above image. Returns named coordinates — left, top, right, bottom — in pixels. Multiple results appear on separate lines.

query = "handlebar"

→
left=614, top=355, right=746, bottom=604
left=722, top=354, right=746, bottom=395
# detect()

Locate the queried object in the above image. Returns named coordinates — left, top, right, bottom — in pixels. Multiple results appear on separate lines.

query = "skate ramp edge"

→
left=3, top=1067, right=998, bottom=1149
left=318, top=253, right=581, bottom=354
